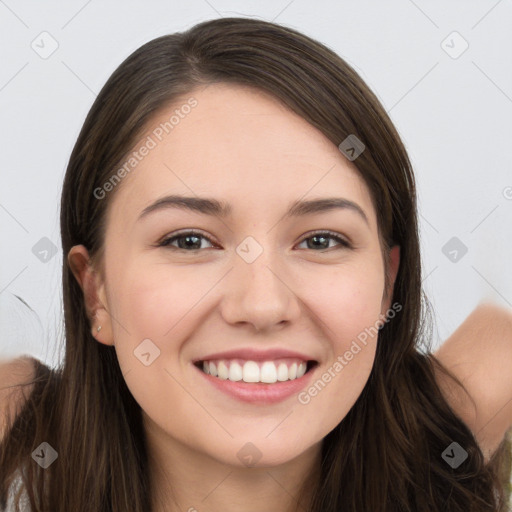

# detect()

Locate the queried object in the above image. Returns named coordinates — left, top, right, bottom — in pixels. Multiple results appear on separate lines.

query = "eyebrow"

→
left=138, top=195, right=369, bottom=226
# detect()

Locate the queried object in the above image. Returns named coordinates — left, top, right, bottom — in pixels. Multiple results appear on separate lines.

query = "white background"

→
left=1, top=0, right=511, bottom=369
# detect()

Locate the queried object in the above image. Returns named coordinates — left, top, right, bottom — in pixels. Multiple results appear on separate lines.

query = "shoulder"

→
left=433, top=302, right=512, bottom=463
left=0, top=355, right=38, bottom=439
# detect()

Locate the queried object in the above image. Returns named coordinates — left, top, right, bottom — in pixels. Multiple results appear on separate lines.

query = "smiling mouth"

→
left=194, top=358, right=318, bottom=384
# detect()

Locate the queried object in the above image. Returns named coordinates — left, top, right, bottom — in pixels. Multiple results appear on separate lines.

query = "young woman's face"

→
left=92, top=83, right=399, bottom=468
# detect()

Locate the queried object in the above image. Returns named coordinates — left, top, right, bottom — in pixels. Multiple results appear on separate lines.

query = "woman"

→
left=1, top=17, right=511, bottom=512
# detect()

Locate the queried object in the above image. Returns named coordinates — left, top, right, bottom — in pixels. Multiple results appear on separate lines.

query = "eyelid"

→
left=298, top=229, right=352, bottom=249
left=157, top=229, right=352, bottom=251
left=156, top=229, right=218, bottom=249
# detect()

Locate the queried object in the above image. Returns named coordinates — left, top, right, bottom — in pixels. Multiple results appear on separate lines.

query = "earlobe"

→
left=67, top=245, right=114, bottom=346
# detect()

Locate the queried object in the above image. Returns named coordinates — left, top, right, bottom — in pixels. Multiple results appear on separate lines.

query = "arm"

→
left=433, top=302, right=512, bottom=462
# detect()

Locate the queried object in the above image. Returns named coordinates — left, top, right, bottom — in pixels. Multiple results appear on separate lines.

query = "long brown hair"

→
left=1, top=17, right=510, bottom=511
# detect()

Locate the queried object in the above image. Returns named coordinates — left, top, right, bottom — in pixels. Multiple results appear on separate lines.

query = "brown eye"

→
left=157, top=229, right=351, bottom=253
left=158, top=231, right=216, bottom=251
left=296, top=231, right=352, bottom=251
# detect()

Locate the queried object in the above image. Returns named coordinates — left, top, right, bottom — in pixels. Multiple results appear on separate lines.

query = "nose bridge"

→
left=236, top=233, right=285, bottom=297
left=221, top=233, right=298, bottom=329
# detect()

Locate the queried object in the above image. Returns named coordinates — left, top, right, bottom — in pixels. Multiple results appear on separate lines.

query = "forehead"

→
left=105, top=82, right=376, bottom=230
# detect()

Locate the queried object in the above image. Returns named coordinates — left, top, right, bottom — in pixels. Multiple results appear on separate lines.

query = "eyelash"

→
left=157, top=230, right=352, bottom=252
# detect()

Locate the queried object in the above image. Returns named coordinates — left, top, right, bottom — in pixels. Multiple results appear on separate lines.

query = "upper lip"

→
left=193, top=348, right=317, bottom=363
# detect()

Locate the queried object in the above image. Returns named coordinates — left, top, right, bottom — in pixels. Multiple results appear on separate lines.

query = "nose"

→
left=219, top=247, right=301, bottom=332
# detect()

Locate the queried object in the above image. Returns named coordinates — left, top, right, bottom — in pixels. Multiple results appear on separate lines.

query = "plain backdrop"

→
left=1, top=0, right=511, bottom=369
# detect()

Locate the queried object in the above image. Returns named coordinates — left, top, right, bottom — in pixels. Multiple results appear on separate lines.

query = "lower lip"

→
left=194, top=363, right=318, bottom=404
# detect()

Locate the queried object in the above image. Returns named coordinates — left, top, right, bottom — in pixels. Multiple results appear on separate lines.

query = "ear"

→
left=67, top=245, right=114, bottom=346
left=381, top=245, right=400, bottom=315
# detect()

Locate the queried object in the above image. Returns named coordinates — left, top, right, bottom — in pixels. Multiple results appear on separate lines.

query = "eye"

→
left=157, top=229, right=352, bottom=252
left=296, top=230, right=352, bottom=251
left=157, top=230, right=217, bottom=251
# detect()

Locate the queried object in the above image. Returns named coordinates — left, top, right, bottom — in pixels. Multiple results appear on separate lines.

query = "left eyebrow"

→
left=285, top=197, right=369, bottom=226
left=137, top=195, right=369, bottom=226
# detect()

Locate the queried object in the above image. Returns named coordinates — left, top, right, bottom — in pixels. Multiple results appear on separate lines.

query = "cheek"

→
left=110, top=261, right=209, bottom=338
left=294, top=262, right=384, bottom=439
left=107, top=264, right=214, bottom=427
left=297, top=254, right=386, bottom=342
left=292, top=253, right=384, bottom=394
left=105, top=257, right=216, bottom=388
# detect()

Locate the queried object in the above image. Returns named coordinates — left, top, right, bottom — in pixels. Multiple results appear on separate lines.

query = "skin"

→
left=433, top=303, right=512, bottom=464
left=0, top=82, right=502, bottom=511
left=0, top=80, right=506, bottom=510
left=68, top=82, right=400, bottom=512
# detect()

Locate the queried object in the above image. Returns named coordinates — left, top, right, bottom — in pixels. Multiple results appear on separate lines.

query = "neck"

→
left=144, top=416, right=322, bottom=512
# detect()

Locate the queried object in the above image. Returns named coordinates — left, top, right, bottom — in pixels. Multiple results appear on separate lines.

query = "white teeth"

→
left=228, top=361, right=243, bottom=381
left=199, top=358, right=312, bottom=383
left=276, top=363, right=288, bottom=382
left=242, top=361, right=260, bottom=383
left=217, top=361, right=229, bottom=380
left=289, top=362, right=297, bottom=379
left=260, top=361, right=277, bottom=383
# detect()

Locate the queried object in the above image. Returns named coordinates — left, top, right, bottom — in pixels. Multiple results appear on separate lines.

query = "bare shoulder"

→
left=433, top=302, right=512, bottom=463
left=0, top=355, right=38, bottom=439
